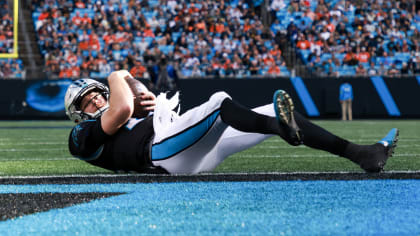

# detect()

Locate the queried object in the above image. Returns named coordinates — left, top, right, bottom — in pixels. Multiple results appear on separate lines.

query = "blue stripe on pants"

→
left=370, top=76, right=400, bottom=116
left=151, top=110, right=220, bottom=161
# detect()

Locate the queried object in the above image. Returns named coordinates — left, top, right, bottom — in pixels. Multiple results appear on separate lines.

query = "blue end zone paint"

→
left=417, top=76, right=420, bottom=86
left=151, top=111, right=220, bottom=160
left=0, top=180, right=419, bottom=235
left=290, top=77, right=320, bottom=116
left=370, top=76, right=401, bottom=116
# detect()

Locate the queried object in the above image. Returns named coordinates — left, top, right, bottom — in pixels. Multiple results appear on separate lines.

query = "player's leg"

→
left=293, top=110, right=398, bottom=172
left=199, top=104, right=275, bottom=172
left=151, top=90, right=301, bottom=174
left=271, top=89, right=398, bottom=172
left=219, top=90, right=398, bottom=173
left=152, top=90, right=398, bottom=173
left=151, top=92, right=231, bottom=174
left=219, top=97, right=302, bottom=145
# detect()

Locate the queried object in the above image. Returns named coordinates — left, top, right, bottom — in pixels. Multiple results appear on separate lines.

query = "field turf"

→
left=0, top=120, right=419, bottom=235
left=0, top=119, right=418, bottom=176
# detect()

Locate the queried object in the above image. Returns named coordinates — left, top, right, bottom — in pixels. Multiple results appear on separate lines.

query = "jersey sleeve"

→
left=68, top=119, right=110, bottom=161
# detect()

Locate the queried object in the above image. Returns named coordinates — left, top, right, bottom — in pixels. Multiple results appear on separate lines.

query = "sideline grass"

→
left=0, top=120, right=418, bottom=176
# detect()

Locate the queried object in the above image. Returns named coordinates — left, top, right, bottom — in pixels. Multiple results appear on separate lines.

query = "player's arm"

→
left=101, top=70, right=134, bottom=135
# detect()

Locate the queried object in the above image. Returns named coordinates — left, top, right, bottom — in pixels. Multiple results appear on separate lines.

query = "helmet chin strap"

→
left=83, top=103, right=110, bottom=120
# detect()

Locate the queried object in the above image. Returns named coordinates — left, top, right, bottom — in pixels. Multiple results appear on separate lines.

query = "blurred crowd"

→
left=25, top=0, right=420, bottom=80
left=0, top=0, right=13, bottom=54
left=32, top=0, right=290, bottom=84
left=0, top=59, right=25, bottom=78
left=272, top=0, right=420, bottom=76
left=0, top=1, right=24, bottom=79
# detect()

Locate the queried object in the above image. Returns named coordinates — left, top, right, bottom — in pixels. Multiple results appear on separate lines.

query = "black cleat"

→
left=273, top=90, right=303, bottom=146
left=359, top=128, right=399, bottom=173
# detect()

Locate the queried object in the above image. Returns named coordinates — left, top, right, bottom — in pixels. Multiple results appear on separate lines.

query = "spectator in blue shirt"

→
left=339, top=82, right=353, bottom=121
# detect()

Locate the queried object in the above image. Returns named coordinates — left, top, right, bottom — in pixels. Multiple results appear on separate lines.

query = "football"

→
left=124, top=75, right=152, bottom=118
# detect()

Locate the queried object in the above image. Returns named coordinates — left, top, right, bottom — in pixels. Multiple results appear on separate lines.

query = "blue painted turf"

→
left=0, top=180, right=419, bottom=235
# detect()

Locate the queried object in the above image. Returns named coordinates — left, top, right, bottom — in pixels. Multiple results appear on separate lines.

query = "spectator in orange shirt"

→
left=297, top=35, right=311, bottom=50
left=115, top=28, right=130, bottom=43
left=70, top=66, right=81, bottom=78
left=79, top=39, right=89, bottom=51
left=75, top=0, right=85, bottom=8
left=143, top=26, right=155, bottom=38
left=38, top=10, right=50, bottom=21
left=50, top=7, right=60, bottom=19
left=215, top=19, right=225, bottom=34
left=81, top=57, right=92, bottom=72
left=343, top=50, right=358, bottom=66
left=326, top=20, right=335, bottom=33
left=89, top=32, right=101, bottom=51
left=81, top=13, right=92, bottom=26
left=59, top=65, right=73, bottom=78
left=188, top=3, right=199, bottom=14
left=269, top=44, right=282, bottom=58
left=130, top=60, right=147, bottom=78
left=356, top=46, right=370, bottom=63
left=263, top=55, right=276, bottom=66
left=267, top=62, right=281, bottom=75
left=195, top=19, right=206, bottom=32
left=67, top=52, right=78, bottom=67
left=72, top=11, right=83, bottom=26
left=103, top=29, right=116, bottom=46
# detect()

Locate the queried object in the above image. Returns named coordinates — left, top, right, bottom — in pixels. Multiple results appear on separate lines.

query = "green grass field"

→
left=0, top=120, right=418, bottom=176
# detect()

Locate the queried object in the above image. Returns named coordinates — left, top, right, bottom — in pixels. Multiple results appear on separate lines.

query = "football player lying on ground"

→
left=65, top=70, right=399, bottom=174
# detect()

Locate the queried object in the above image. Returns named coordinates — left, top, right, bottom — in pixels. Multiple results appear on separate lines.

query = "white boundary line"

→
left=0, top=152, right=418, bottom=161
left=1, top=170, right=420, bottom=180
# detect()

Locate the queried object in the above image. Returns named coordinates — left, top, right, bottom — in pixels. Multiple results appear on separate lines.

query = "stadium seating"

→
left=272, top=0, right=419, bottom=76
left=0, top=1, right=24, bottom=79
left=31, top=0, right=291, bottom=79
left=28, top=0, right=420, bottom=79
left=0, top=59, right=25, bottom=78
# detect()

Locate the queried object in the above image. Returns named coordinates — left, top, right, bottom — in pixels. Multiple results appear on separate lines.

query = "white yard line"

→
left=0, top=157, right=75, bottom=161
left=0, top=148, right=65, bottom=152
left=265, top=138, right=420, bottom=142
left=255, top=144, right=420, bottom=149
left=235, top=153, right=420, bottom=158
left=0, top=142, right=66, bottom=145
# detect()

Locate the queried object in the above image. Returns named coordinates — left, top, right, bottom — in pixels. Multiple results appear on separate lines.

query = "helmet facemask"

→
left=65, top=79, right=110, bottom=123
left=75, top=89, right=109, bottom=121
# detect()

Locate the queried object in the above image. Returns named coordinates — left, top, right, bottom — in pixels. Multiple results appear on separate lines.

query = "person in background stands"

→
left=339, top=82, right=353, bottom=121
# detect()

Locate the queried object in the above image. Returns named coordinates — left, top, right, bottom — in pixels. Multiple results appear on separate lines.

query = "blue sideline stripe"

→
left=151, top=111, right=220, bottom=161
left=290, top=77, right=320, bottom=116
left=370, top=76, right=400, bottom=116
left=417, top=76, right=420, bottom=86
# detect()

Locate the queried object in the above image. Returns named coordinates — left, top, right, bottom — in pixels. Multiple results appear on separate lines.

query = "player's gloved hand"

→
left=133, top=90, right=156, bottom=118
